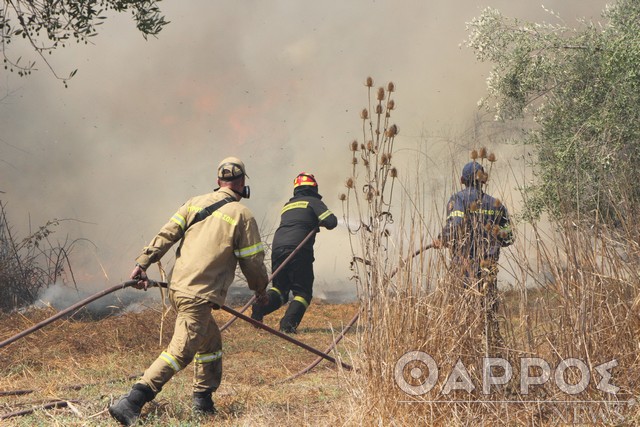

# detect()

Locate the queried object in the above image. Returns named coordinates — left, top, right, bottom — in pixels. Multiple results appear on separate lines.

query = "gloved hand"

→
left=130, top=264, right=149, bottom=291
left=254, top=290, right=269, bottom=306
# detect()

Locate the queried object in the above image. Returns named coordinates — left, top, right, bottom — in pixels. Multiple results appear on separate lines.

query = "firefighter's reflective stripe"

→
left=318, top=210, right=333, bottom=221
left=171, top=213, right=187, bottom=230
left=293, top=295, right=309, bottom=308
left=234, top=242, right=265, bottom=258
left=195, top=350, right=222, bottom=364
left=160, top=351, right=182, bottom=371
left=281, top=201, right=309, bottom=214
left=448, top=210, right=465, bottom=219
left=270, top=287, right=282, bottom=295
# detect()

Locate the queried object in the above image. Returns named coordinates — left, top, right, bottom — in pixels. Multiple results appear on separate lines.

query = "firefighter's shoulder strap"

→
left=190, top=196, right=236, bottom=230
left=176, top=196, right=236, bottom=258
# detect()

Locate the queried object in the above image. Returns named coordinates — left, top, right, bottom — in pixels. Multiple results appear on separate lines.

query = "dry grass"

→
left=0, top=300, right=359, bottom=426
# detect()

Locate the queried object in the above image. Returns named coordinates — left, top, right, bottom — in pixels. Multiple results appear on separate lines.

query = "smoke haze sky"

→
left=0, top=0, right=607, bottom=298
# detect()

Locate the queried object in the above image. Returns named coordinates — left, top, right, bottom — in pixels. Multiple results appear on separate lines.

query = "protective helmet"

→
left=217, top=157, right=247, bottom=181
left=461, top=161, right=485, bottom=185
left=293, top=172, right=318, bottom=188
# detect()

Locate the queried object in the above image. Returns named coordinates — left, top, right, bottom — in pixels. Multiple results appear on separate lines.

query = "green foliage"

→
left=1, top=0, right=168, bottom=85
left=465, top=1, right=640, bottom=224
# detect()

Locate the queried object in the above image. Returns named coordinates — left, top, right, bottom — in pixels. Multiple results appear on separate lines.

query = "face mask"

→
left=241, top=186, right=250, bottom=199
left=230, top=186, right=250, bottom=199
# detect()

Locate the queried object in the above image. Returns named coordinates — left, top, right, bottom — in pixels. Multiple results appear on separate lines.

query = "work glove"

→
left=130, top=264, right=150, bottom=291
left=254, top=290, right=269, bottom=306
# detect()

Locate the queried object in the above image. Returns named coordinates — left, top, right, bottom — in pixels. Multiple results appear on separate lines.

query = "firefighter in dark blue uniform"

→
left=434, top=160, right=513, bottom=352
left=252, top=172, right=338, bottom=333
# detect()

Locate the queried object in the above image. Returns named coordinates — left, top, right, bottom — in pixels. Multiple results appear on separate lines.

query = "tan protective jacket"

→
left=135, top=187, right=268, bottom=306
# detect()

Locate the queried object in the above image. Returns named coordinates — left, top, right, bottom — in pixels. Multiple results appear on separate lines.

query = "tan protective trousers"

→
left=138, top=290, right=223, bottom=394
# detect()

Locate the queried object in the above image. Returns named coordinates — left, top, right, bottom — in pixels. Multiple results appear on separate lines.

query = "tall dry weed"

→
left=339, top=77, right=640, bottom=425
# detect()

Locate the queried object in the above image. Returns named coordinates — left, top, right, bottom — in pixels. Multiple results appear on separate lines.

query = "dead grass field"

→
left=0, top=299, right=359, bottom=426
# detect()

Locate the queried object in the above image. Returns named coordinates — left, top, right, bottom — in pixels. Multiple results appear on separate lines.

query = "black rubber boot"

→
left=193, top=391, right=217, bottom=414
left=251, top=290, right=282, bottom=322
left=108, top=383, right=155, bottom=426
left=279, top=300, right=307, bottom=333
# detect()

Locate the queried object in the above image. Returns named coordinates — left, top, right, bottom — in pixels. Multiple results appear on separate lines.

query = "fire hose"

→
left=148, top=279, right=352, bottom=371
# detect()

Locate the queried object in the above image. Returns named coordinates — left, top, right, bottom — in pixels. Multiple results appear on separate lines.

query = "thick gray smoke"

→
left=1, top=1, right=606, bottom=305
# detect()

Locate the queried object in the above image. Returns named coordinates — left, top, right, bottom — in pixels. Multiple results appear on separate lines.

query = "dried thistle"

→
left=366, top=190, right=374, bottom=201
left=480, top=171, right=489, bottom=182
left=346, top=177, right=354, bottom=188
left=380, top=153, right=389, bottom=165
left=479, top=147, right=487, bottom=159
left=352, top=157, right=358, bottom=165
left=361, top=108, right=369, bottom=120
left=387, top=99, right=395, bottom=110
left=366, top=141, right=374, bottom=151
left=363, top=159, right=370, bottom=167
left=385, top=124, right=398, bottom=137
left=389, top=167, right=398, bottom=178
left=470, top=149, right=478, bottom=160
left=377, top=87, right=385, bottom=101
left=339, top=193, right=347, bottom=201
left=387, top=82, right=395, bottom=92
left=375, top=104, right=383, bottom=114
left=487, top=152, right=496, bottom=163
left=350, top=140, right=359, bottom=151
left=366, top=76, right=373, bottom=87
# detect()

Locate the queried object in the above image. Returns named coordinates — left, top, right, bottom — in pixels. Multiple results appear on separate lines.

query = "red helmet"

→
left=293, top=172, right=318, bottom=188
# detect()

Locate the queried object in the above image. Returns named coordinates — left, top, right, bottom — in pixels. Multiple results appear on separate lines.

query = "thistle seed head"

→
left=377, top=87, right=385, bottom=101
left=385, top=124, right=398, bottom=137
left=389, top=167, right=398, bottom=178
left=375, top=104, right=383, bottom=114
left=487, top=152, right=496, bottom=162
left=346, top=177, right=354, bottom=188
left=470, top=149, right=478, bottom=160
left=387, top=99, right=395, bottom=110
left=366, top=76, right=373, bottom=87
left=339, top=193, right=347, bottom=201
left=350, top=140, right=359, bottom=151
left=479, top=147, right=488, bottom=159
left=361, top=108, right=369, bottom=120
left=387, top=82, right=395, bottom=92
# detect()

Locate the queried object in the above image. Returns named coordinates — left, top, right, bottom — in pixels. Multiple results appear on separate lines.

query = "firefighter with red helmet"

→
left=251, top=172, right=338, bottom=333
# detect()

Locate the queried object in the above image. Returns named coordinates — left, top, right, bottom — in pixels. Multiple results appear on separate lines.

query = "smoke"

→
left=0, top=1, right=606, bottom=304
left=33, top=283, right=153, bottom=318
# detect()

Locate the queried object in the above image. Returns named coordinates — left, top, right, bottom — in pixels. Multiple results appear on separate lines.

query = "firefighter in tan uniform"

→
left=109, top=157, right=268, bottom=426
